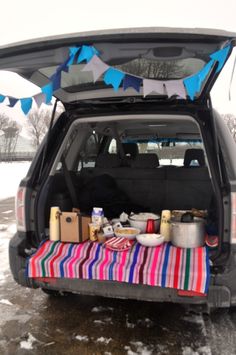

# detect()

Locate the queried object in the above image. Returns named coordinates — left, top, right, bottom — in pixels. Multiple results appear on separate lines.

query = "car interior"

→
left=37, top=114, right=217, bottom=248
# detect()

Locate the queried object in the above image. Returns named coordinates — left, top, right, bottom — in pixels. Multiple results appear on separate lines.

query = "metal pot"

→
left=170, top=216, right=205, bottom=248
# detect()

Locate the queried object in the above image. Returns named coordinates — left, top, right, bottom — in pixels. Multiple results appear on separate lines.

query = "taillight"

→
left=16, top=186, right=26, bottom=232
left=230, top=192, right=236, bottom=243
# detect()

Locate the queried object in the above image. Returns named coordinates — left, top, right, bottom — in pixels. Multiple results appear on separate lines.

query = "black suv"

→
left=3, top=28, right=236, bottom=308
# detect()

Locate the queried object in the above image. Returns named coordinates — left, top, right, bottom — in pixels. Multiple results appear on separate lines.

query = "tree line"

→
left=0, top=106, right=63, bottom=161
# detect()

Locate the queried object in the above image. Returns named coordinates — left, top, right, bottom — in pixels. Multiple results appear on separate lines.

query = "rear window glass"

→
left=38, top=41, right=218, bottom=93
left=108, top=138, right=203, bottom=166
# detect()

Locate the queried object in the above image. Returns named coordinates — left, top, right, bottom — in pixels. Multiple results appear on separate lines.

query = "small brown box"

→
left=60, top=212, right=91, bottom=243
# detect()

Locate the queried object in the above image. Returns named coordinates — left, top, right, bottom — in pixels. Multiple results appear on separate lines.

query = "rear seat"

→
left=164, top=167, right=212, bottom=210
left=80, top=150, right=213, bottom=212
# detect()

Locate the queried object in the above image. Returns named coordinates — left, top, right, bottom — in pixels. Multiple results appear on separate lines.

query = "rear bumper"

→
left=9, top=232, right=236, bottom=307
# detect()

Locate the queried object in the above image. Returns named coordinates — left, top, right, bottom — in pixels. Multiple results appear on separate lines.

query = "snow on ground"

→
left=0, top=161, right=31, bottom=200
left=0, top=299, right=13, bottom=306
left=75, top=335, right=89, bottom=342
left=96, top=337, right=112, bottom=345
left=91, top=306, right=114, bottom=313
left=20, top=333, right=38, bottom=350
left=0, top=223, right=16, bottom=284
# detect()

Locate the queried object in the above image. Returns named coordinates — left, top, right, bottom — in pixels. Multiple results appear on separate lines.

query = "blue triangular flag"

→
left=8, top=97, right=18, bottom=107
left=41, top=83, right=53, bottom=104
left=123, top=74, right=142, bottom=92
left=183, top=75, right=200, bottom=101
left=0, top=94, right=5, bottom=103
left=69, top=46, right=81, bottom=56
left=196, top=58, right=215, bottom=91
left=103, top=68, right=125, bottom=91
left=77, top=45, right=99, bottom=63
left=210, top=45, right=231, bottom=73
left=20, top=97, right=33, bottom=115
left=56, top=57, right=71, bottom=74
left=67, top=46, right=81, bottom=66
left=50, top=71, right=61, bottom=91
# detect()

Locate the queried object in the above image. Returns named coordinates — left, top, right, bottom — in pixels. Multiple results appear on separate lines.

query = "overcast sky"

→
left=0, top=0, right=236, bottom=126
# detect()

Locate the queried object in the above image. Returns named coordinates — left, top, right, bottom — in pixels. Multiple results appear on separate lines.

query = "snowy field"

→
left=0, top=161, right=31, bottom=200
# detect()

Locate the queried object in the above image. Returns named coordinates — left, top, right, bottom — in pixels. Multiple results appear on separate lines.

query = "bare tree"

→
left=1, top=120, right=21, bottom=160
left=118, top=59, right=192, bottom=80
left=0, top=113, right=10, bottom=132
left=27, top=109, right=49, bottom=148
left=27, top=106, right=64, bottom=148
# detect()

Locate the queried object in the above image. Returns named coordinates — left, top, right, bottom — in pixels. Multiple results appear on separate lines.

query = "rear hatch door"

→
left=0, top=27, right=235, bottom=109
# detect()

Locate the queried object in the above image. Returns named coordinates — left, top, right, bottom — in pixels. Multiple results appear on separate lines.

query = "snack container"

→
left=89, top=223, right=100, bottom=241
left=91, top=207, right=104, bottom=225
left=102, top=225, right=114, bottom=237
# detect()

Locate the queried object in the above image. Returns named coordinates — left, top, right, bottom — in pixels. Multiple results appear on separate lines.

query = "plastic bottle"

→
left=160, top=210, right=171, bottom=242
left=49, top=206, right=61, bottom=241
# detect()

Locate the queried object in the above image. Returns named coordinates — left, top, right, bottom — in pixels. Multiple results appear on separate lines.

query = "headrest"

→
left=96, top=154, right=121, bottom=168
left=131, top=154, right=159, bottom=168
left=184, top=149, right=205, bottom=167
left=122, top=143, right=138, bottom=158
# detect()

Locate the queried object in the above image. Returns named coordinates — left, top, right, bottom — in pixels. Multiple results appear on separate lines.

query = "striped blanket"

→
left=27, top=240, right=210, bottom=294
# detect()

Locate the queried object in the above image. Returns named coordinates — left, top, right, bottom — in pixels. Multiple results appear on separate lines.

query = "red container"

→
left=146, top=219, right=155, bottom=233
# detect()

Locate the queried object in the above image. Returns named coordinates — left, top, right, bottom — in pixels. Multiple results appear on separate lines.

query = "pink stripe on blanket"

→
left=67, top=243, right=84, bottom=278
left=99, top=248, right=110, bottom=280
left=149, top=245, right=161, bottom=286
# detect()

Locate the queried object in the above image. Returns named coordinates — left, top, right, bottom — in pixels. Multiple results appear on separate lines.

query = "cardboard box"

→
left=60, top=212, right=91, bottom=243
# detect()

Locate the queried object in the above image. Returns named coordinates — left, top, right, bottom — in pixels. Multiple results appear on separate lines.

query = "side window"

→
left=77, top=134, right=99, bottom=170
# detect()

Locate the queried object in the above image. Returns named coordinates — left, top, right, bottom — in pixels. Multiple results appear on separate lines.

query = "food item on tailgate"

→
left=49, top=206, right=61, bottom=241
left=102, top=224, right=114, bottom=237
left=105, top=236, right=134, bottom=251
left=171, top=209, right=207, bottom=221
left=191, top=208, right=207, bottom=218
left=113, top=222, right=123, bottom=229
left=60, top=212, right=91, bottom=243
left=89, top=223, right=100, bottom=241
left=120, top=211, right=129, bottom=223
left=114, top=227, right=140, bottom=239
left=160, top=210, right=171, bottom=242
left=97, top=232, right=106, bottom=244
left=136, top=233, right=165, bottom=247
left=91, top=207, right=104, bottom=226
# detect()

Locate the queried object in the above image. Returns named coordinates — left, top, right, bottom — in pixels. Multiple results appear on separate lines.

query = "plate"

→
left=114, top=227, right=140, bottom=240
left=136, top=233, right=164, bottom=247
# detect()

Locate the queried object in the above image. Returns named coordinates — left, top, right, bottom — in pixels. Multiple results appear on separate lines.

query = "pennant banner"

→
left=82, top=54, right=109, bottom=82
left=123, top=74, right=142, bottom=92
left=103, top=68, right=125, bottom=91
left=143, top=79, right=165, bottom=97
left=0, top=43, right=232, bottom=115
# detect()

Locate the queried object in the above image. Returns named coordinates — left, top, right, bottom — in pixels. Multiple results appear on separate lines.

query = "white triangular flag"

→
left=143, top=79, right=165, bottom=97
left=82, top=55, right=109, bottom=82
left=164, top=80, right=186, bottom=99
left=34, top=93, right=46, bottom=108
left=2, top=97, right=10, bottom=106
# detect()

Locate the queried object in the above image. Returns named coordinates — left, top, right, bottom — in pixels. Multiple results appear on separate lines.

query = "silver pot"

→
left=170, top=217, right=205, bottom=248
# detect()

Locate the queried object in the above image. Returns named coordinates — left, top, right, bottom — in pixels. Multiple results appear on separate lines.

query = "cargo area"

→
left=40, top=115, right=217, bottom=237
left=24, top=114, right=219, bottom=297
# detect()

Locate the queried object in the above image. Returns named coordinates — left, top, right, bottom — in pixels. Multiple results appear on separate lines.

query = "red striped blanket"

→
left=27, top=240, right=210, bottom=294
